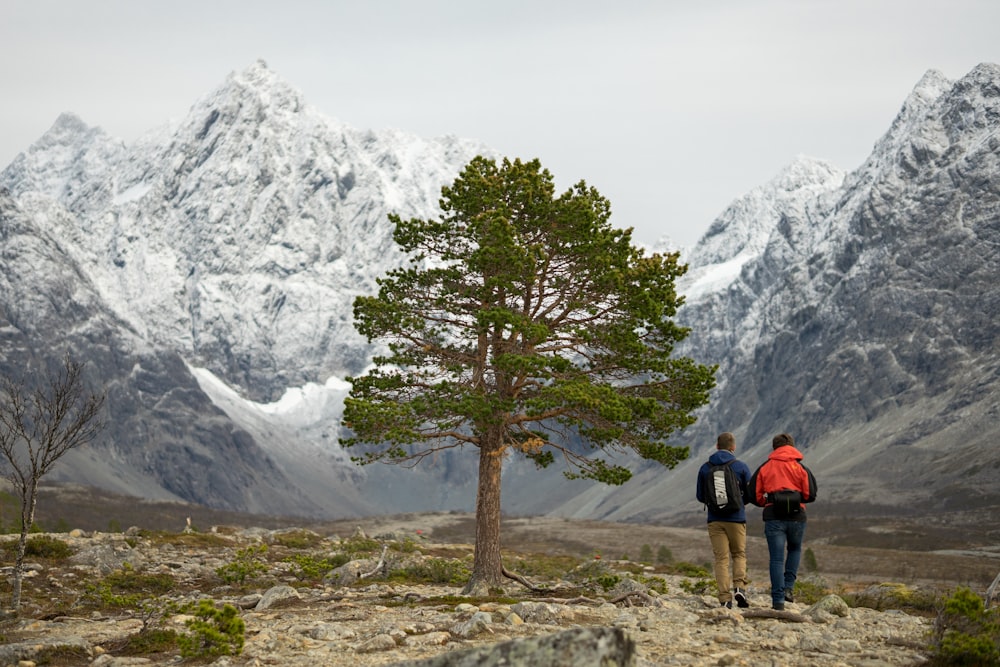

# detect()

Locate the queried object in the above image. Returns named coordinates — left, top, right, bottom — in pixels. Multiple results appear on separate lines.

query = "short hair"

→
left=772, top=433, right=795, bottom=449
left=716, top=432, right=736, bottom=451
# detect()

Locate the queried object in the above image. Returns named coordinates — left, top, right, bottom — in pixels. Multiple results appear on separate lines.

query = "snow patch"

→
left=190, top=365, right=350, bottom=425
left=112, top=182, right=152, bottom=205
left=681, top=250, right=755, bottom=300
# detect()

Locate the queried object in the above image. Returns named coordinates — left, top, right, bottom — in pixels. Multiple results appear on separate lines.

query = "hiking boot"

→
left=734, top=588, right=749, bottom=608
left=772, top=601, right=785, bottom=611
left=784, top=590, right=794, bottom=603
left=720, top=600, right=732, bottom=609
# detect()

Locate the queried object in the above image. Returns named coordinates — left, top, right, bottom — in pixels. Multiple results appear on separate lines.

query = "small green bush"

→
left=215, top=544, right=269, bottom=584
left=803, top=547, right=818, bottom=573
left=669, top=561, right=710, bottom=578
left=637, top=574, right=669, bottom=595
left=390, top=537, right=420, bottom=553
left=790, top=579, right=828, bottom=605
left=82, top=564, right=175, bottom=610
left=270, top=529, right=323, bottom=549
left=178, top=599, right=245, bottom=659
left=926, top=586, right=1000, bottom=666
left=25, top=534, right=75, bottom=559
left=390, top=557, right=470, bottom=585
left=119, top=628, right=181, bottom=655
left=638, top=544, right=653, bottom=563
left=104, top=565, right=176, bottom=596
left=656, top=546, right=673, bottom=564
left=339, top=535, right=382, bottom=556
left=0, top=534, right=75, bottom=560
left=594, top=573, right=622, bottom=591
left=679, top=577, right=716, bottom=596
left=285, top=553, right=350, bottom=582
left=508, top=553, right=581, bottom=580
left=843, top=582, right=939, bottom=614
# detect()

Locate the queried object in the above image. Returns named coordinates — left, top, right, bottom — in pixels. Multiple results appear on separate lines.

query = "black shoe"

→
left=734, top=588, right=749, bottom=608
left=784, top=590, right=794, bottom=603
left=772, top=601, right=785, bottom=611
left=721, top=600, right=732, bottom=609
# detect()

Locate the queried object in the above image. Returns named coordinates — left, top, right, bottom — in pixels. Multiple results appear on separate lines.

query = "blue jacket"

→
left=696, top=449, right=752, bottom=523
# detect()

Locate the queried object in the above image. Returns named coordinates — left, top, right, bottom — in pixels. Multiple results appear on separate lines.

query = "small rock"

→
left=355, top=633, right=397, bottom=653
left=806, top=594, right=850, bottom=618
left=255, top=584, right=300, bottom=610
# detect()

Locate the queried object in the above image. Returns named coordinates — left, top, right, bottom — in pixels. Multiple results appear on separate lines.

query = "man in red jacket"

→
left=748, top=433, right=818, bottom=610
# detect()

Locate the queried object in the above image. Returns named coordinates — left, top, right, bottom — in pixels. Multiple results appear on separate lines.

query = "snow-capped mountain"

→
left=552, top=64, right=1000, bottom=523
left=1, top=60, right=494, bottom=516
left=2, top=61, right=998, bottom=524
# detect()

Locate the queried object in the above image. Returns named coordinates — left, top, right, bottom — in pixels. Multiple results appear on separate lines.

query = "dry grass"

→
left=7, top=482, right=998, bottom=594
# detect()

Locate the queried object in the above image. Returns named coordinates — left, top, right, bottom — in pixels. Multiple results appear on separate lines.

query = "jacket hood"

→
left=708, top=449, right=737, bottom=465
left=768, top=445, right=804, bottom=462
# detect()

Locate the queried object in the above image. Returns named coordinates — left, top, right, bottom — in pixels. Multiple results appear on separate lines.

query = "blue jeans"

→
left=764, top=519, right=806, bottom=605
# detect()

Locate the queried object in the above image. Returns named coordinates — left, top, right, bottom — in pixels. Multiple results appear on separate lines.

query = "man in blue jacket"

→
left=696, top=432, right=752, bottom=608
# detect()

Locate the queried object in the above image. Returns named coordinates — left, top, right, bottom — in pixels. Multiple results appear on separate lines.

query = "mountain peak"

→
left=226, top=58, right=295, bottom=100
left=34, top=112, right=105, bottom=151
left=684, top=154, right=844, bottom=270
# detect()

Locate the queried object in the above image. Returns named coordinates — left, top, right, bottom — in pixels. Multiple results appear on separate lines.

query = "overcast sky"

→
left=2, top=1, right=998, bottom=248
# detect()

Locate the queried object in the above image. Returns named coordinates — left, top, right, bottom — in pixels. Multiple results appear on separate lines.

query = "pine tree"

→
left=342, top=156, right=715, bottom=593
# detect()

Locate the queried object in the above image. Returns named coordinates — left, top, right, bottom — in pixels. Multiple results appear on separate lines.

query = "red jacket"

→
left=751, top=445, right=817, bottom=508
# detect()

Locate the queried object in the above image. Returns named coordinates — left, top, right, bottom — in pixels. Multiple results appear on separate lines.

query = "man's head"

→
left=772, top=433, right=795, bottom=449
left=716, top=432, right=736, bottom=451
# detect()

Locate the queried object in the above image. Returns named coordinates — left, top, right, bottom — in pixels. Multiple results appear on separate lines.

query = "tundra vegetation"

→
left=0, top=521, right=996, bottom=665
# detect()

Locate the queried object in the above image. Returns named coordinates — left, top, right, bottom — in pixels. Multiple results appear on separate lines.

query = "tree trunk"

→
left=463, top=430, right=505, bottom=595
left=11, top=481, right=37, bottom=610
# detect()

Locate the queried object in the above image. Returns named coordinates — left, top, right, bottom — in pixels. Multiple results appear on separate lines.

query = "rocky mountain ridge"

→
left=553, top=63, right=1000, bottom=524
left=1, top=61, right=999, bottom=527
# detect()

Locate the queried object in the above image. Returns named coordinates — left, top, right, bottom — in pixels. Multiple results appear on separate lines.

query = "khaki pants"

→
left=707, top=521, right=747, bottom=603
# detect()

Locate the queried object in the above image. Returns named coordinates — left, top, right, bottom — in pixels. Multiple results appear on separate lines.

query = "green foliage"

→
left=506, top=553, right=581, bottom=581
left=82, top=564, right=175, bottom=609
left=668, top=561, right=710, bottom=578
left=104, top=565, right=175, bottom=595
left=594, top=573, right=622, bottom=591
left=285, top=553, right=350, bottom=583
left=270, top=529, right=323, bottom=549
left=567, top=557, right=636, bottom=594
left=119, top=628, right=181, bottom=656
left=390, top=537, right=420, bottom=553
left=339, top=535, right=382, bottom=556
left=341, top=154, right=715, bottom=482
left=215, top=544, right=269, bottom=584
left=679, top=577, right=717, bottom=596
left=34, top=644, right=91, bottom=664
left=843, top=582, right=939, bottom=614
left=926, top=587, right=1000, bottom=666
left=46, top=517, right=71, bottom=533
left=84, top=582, right=140, bottom=609
left=656, top=545, right=673, bottom=564
left=791, top=579, right=828, bottom=605
left=389, top=558, right=472, bottom=585
left=638, top=544, right=653, bottom=564
left=637, top=574, right=669, bottom=595
left=803, top=547, right=818, bottom=573
left=177, top=599, right=245, bottom=659
left=0, top=534, right=75, bottom=560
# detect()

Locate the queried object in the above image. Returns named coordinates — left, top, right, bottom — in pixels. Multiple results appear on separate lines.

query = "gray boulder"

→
left=387, top=626, right=635, bottom=667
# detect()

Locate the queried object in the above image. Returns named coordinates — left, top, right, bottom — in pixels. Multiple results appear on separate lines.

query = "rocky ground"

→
left=2, top=511, right=987, bottom=666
